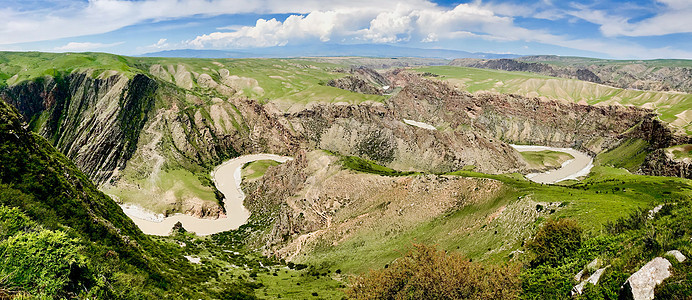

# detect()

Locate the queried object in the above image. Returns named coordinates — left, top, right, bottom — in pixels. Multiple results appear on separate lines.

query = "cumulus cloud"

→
left=187, top=3, right=553, bottom=48
left=54, top=41, right=123, bottom=52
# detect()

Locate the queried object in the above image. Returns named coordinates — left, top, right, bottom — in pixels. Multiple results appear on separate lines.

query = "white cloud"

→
left=54, top=41, right=123, bottom=52
left=0, top=0, right=433, bottom=45
left=150, top=38, right=169, bottom=49
left=568, top=0, right=692, bottom=37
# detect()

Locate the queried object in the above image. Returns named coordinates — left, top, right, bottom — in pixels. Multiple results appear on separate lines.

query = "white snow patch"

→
left=403, top=119, right=437, bottom=130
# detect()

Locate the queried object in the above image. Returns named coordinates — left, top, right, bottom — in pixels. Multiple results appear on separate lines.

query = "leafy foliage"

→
left=526, top=218, right=583, bottom=266
left=347, top=243, right=520, bottom=300
left=0, top=223, right=86, bottom=297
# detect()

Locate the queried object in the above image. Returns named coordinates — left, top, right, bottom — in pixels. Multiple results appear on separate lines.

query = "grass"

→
left=595, top=139, right=651, bottom=172
left=155, top=230, right=347, bottom=299
left=242, top=160, right=282, bottom=181
left=416, top=66, right=692, bottom=134
left=0, top=52, right=135, bottom=85
left=520, top=150, right=574, bottom=169
left=128, top=57, right=385, bottom=109
left=339, top=154, right=419, bottom=176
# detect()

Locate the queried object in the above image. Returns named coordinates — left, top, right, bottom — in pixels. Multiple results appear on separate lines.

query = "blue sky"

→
left=0, top=0, right=690, bottom=59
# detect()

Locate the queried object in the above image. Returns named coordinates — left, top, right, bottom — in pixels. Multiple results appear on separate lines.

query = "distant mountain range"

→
left=139, top=44, right=520, bottom=60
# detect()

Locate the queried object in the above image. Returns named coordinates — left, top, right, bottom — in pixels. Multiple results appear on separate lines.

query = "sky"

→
left=0, top=0, right=690, bottom=59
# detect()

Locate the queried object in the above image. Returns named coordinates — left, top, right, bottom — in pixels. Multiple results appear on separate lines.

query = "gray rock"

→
left=665, top=250, right=686, bottom=263
left=586, top=258, right=601, bottom=271
left=572, top=266, right=609, bottom=295
left=620, top=257, right=672, bottom=300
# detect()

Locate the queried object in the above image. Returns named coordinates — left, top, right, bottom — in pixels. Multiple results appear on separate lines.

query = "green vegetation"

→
left=526, top=218, right=582, bottom=266
left=522, top=198, right=692, bottom=299
left=0, top=208, right=85, bottom=298
left=242, top=160, right=282, bottom=181
left=340, top=154, right=418, bottom=176
left=103, top=168, right=218, bottom=215
left=520, top=150, right=574, bottom=170
left=416, top=66, right=692, bottom=134
left=595, top=139, right=651, bottom=172
left=347, top=244, right=520, bottom=300
left=302, top=153, right=692, bottom=276
left=0, top=52, right=135, bottom=85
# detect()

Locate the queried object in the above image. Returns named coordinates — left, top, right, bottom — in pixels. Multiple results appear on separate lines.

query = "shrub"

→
left=527, top=218, right=582, bottom=266
left=0, top=229, right=86, bottom=297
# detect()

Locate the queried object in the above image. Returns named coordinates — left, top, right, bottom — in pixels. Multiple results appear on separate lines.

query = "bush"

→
left=0, top=229, right=86, bottom=297
left=346, top=243, right=520, bottom=300
left=527, top=218, right=582, bottom=266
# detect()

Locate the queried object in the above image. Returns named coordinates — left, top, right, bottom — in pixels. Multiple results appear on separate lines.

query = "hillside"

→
left=451, top=56, right=692, bottom=93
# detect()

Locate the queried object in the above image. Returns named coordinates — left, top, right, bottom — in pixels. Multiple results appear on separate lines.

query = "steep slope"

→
left=0, top=99, right=174, bottom=298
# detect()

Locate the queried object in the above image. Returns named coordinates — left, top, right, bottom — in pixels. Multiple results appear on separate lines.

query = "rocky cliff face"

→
left=641, top=149, right=692, bottom=179
left=326, top=66, right=390, bottom=95
left=0, top=73, right=156, bottom=185
left=386, top=71, right=651, bottom=155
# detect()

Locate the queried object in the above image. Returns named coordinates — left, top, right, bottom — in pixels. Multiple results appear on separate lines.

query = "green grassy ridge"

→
left=521, top=194, right=692, bottom=299
left=0, top=52, right=135, bottom=85
left=520, top=56, right=692, bottom=68
left=416, top=66, right=692, bottom=134
left=594, top=138, right=651, bottom=172
left=338, top=153, right=419, bottom=176
left=0, top=52, right=385, bottom=108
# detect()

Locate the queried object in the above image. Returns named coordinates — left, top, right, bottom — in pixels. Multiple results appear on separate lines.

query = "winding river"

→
left=509, top=144, right=594, bottom=184
left=121, top=154, right=292, bottom=236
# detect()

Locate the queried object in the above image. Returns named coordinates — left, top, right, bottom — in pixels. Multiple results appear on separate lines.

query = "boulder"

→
left=620, top=257, right=672, bottom=300
left=572, top=266, right=609, bottom=295
left=665, top=250, right=686, bottom=263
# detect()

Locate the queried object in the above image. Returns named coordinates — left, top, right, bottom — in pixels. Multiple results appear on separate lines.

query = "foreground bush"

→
left=526, top=218, right=582, bottom=266
left=346, top=243, right=520, bottom=300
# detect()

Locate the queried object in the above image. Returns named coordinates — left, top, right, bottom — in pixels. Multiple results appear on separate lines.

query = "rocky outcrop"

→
left=620, top=257, right=673, bottom=300
left=326, top=66, right=390, bottom=95
left=641, top=149, right=692, bottom=179
left=287, top=101, right=526, bottom=174
left=327, top=76, right=383, bottom=95
left=0, top=72, right=156, bottom=185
